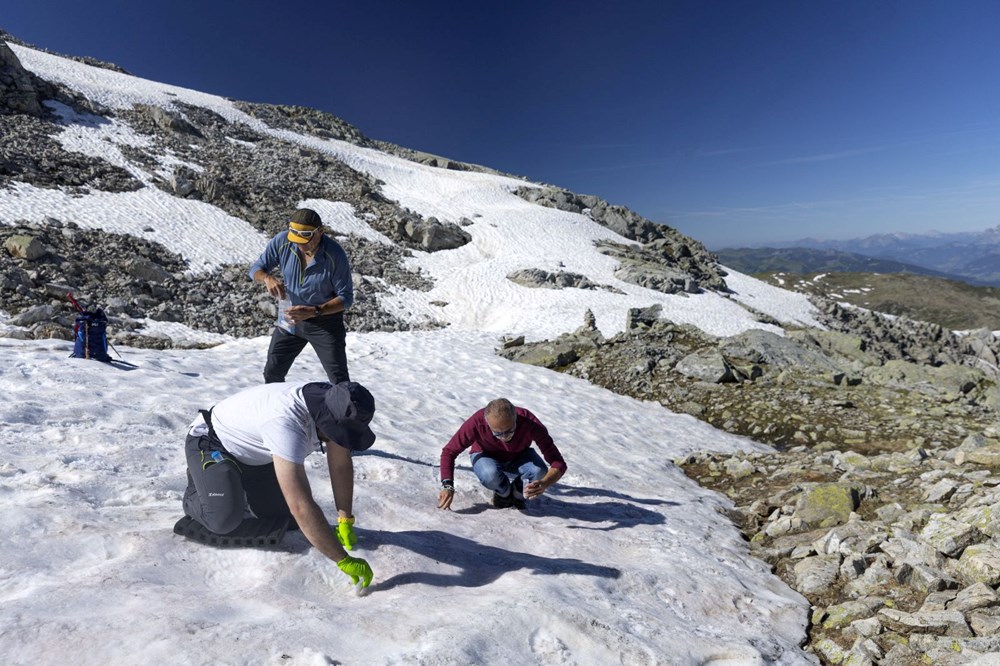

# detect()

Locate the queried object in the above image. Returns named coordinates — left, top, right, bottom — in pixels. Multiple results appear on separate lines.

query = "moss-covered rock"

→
left=795, top=483, right=862, bottom=528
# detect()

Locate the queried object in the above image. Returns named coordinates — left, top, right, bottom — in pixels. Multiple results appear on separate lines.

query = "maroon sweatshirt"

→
left=439, top=407, right=567, bottom=482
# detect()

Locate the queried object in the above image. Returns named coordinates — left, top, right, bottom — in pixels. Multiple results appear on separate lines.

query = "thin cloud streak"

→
left=755, top=146, right=887, bottom=167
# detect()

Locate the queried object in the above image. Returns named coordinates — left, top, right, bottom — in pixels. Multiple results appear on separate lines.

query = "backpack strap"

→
left=198, top=408, right=225, bottom=451
left=196, top=408, right=241, bottom=473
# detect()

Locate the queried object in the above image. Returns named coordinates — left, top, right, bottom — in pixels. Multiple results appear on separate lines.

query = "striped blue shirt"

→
left=249, top=233, right=354, bottom=309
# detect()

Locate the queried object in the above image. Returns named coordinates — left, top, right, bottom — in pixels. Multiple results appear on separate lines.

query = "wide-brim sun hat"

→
left=303, top=381, right=376, bottom=452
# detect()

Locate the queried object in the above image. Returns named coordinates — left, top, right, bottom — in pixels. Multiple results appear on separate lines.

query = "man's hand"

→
left=337, top=555, right=373, bottom=588
left=524, top=480, right=545, bottom=500
left=263, top=274, right=286, bottom=299
left=525, top=469, right=564, bottom=500
left=285, top=305, right=319, bottom=323
left=437, top=481, right=455, bottom=510
left=336, top=516, right=356, bottom=550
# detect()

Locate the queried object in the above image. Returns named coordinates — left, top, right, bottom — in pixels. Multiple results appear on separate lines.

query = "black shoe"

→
left=511, top=477, right=526, bottom=510
left=492, top=490, right=514, bottom=508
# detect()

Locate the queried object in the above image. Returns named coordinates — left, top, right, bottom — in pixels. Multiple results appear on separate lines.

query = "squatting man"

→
left=438, top=398, right=567, bottom=510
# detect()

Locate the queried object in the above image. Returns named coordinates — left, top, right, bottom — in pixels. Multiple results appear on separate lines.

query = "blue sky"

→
left=6, top=1, right=1000, bottom=248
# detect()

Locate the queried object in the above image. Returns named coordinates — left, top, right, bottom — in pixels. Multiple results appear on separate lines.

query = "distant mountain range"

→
left=717, top=227, right=1000, bottom=286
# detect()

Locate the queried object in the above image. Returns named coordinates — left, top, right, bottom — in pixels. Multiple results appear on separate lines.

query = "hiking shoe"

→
left=492, top=490, right=514, bottom=508
left=511, top=477, right=526, bottom=510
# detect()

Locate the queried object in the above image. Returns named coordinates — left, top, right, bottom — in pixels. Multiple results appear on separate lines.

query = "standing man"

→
left=251, top=208, right=354, bottom=384
left=437, top=398, right=566, bottom=511
left=178, top=380, right=377, bottom=589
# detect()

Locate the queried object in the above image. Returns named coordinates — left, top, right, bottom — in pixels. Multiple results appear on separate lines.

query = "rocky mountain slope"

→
left=716, top=246, right=966, bottom=282
left=1, top=32, right=722, bottom=345
left=760, top=272, right=1000, bottom=332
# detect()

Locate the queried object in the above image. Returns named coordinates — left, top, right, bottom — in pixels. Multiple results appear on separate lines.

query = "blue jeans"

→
left=471, top=449, right=547, bottom=497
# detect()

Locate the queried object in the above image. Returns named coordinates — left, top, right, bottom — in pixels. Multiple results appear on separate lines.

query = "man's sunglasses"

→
left=290, top=227, right=320, bottom=239
left=487, top=414, right=517, bottom=439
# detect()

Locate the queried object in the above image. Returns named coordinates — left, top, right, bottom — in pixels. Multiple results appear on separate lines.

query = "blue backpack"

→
left=71, top=308, right=112, bottom=362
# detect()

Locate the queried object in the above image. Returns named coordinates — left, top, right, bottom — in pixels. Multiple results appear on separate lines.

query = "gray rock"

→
left=9, top=304, right=54, bottom=326
left=722, top=458, right=755, bottom=479
left=864, top=359, right=984, bottom=398
left=920, top=516, right=983, bottom=557
left=813, top=638, right=848, bottom=664
left=880, top=643, right=921, bottom=665
left=925, top=478, right=959, bottom=503
left=401, top=216, right=471, bottom=252
left=843, top=556, right=895, bottom=598
left=968, top=608, right=1000, bottom=637
left=963, top=445, right=1000, bottom=467
left=812, top=521, right=887, bottom=556
left=0, top=40, right=43, bottom=115
left=674, top=350, right=741, bottom=383
left=955, top=544, right=1000, bottom=586
left=849, top=616, right=883, bottom=638
left=5, top=235, right=45, bottom=260
left=949, top=582, right=1000, bottom=613
left=506, top=268, right=619, bottom=292
left=124, top=258, right=172, bottom=283
left=894, top=562, right=953, bottom=595
left=625, top=304, right=662, bottom=331
left=793, top=554, right=841, bottom=595
left=919, top=589, right=959, bottom=612
left=501, top=341, right=579, bottom=369
left=794, top=483, right=862, bottom=529
left=839, top=553, right=869, bottom=579
left=876, top=608, right=971, bottom=637
left=720, top=329, right=842, bottom=374
left=880, top=534, right=944, bottom=568
left=818, top=597, right=886, bottom=630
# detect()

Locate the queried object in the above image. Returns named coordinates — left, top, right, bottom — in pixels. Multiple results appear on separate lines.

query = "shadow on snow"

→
left=360, top=528, right=621, bottom=592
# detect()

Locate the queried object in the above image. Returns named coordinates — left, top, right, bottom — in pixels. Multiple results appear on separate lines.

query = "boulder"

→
left=920, top=516, right=983, bottom=558
left=793, top=554, right=842, bottom=595
left=876, top=608, right=971, bottom=638
left=674, top=350, right=741, bottom=383
left=817, top=598, right=886, bottom=630
left=949, top=582, right=1000, bottom=613
left=954, top=544, right=1000, bottom=586
left=863, top=360, right=983, bottom=398
left=0, top=40, right=43, bottom=115
left=5, top=235, right=45, bottom=260
left=794, top=483, right=862, bottom=528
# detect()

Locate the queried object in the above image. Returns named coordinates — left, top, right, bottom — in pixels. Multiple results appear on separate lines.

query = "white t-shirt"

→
left=188, top=382, right=322, bottom=466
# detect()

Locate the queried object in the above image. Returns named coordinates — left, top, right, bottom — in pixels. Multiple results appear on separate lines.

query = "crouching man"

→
left=437, top=398, right=566, bottom=511
left=178, top=380, right=376, bottom=589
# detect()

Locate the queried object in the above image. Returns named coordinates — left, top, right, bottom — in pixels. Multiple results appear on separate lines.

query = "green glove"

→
left=336, top=515, right=357, bottom=550
left=337, top=555, right=373, bottom=588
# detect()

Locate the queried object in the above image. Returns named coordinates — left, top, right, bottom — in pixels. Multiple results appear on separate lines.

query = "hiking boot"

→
left=492, top=490, right=514, bottom=508
left=511, top=477, right=527, bottom=510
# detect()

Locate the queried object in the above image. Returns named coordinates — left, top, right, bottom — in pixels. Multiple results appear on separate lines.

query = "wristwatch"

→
left=314, top=305, right=321, bottom=317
